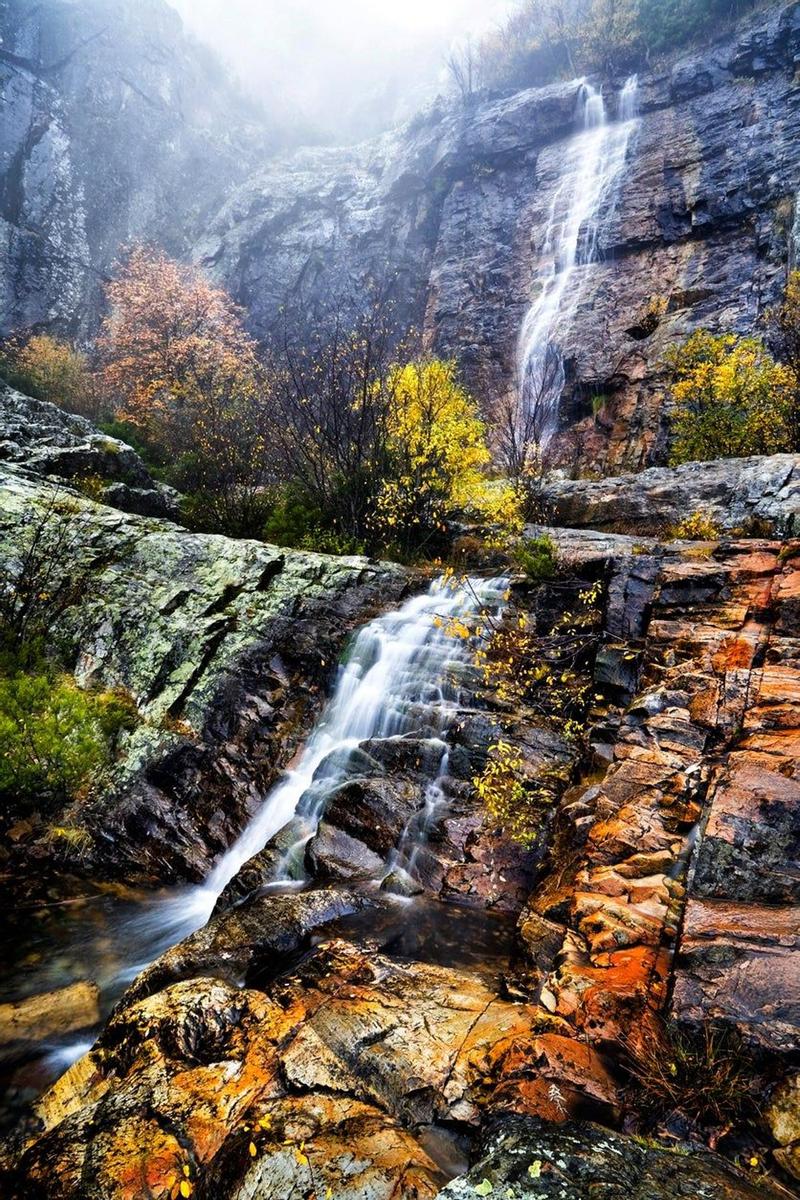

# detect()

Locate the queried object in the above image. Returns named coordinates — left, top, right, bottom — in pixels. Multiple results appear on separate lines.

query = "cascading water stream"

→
left=517, top=75, right=640, bottom=446
left=2, top=575, right=507, bottom=1102
left=187, top=574, right=507, bottom=904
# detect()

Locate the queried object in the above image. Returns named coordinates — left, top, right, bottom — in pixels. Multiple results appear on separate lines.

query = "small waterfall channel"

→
left=1, top=575, right=508, bottom=1115
left=518, top=75, right=640, bottom=445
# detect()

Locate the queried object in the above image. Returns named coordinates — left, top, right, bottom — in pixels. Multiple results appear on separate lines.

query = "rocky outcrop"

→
left=0, top=0, right=269, bottom=337
left=5, top=525, right=799, bottom=1196
left=0, top=468, right=407, bottom=889
left=542, top=454, right=800, bottom=536
left=0, top=386, right=179, bottom=517
left=439, top=1116, right=783, bottom=1199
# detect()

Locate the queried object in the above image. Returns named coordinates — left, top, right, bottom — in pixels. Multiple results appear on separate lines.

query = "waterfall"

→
left=183, top=573, right=508, bottom=920
left=3, top=574, right=508, bottom=1091
left=517, top=75, right=640, bottom=447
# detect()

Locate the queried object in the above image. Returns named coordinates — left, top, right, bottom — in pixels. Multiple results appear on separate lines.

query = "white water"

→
left=130, top=575, right=507, bottom=939
left=197, top=573, right=507, bottom=902
left=20, top=574, right=507, bottom=1083
left=518, top=75, right=640, bottom=446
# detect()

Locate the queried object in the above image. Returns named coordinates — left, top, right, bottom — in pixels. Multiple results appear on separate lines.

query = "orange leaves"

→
left=98, top=243, right=268, bottom=453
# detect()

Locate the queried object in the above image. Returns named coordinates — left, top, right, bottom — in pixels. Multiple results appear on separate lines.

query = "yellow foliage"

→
left=4, top=333, right=95, bottom=417
left=666, top=330, right=797, bottom=464
left=371, top=359, right=521, bottom=548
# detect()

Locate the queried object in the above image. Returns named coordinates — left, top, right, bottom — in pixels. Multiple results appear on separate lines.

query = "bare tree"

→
left=270, top=282, right=409, bottom=542
left=446, top=37, right=478, bottom=101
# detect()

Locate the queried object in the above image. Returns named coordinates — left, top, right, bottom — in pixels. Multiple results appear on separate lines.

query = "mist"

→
left=169, top=0, right=516, bottom=143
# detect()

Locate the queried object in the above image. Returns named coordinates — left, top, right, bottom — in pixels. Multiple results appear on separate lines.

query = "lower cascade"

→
left=518, top=75, right=639, bottom=445
left=2, top=574, right=507, bottom=1098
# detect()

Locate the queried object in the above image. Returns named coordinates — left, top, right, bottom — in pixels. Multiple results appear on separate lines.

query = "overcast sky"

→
left=169, top=0, right=517, bottom=141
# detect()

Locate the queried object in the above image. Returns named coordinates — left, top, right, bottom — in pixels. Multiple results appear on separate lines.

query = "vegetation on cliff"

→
left=456, top=0, right=762, bottom=95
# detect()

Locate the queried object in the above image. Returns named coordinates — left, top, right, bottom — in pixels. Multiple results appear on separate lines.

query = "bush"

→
left=98, top=420, right=170, bottom=470
left=0, top=333, right=97, bottom=417
left=627, top=1019, right=756, bottom=1132
left=638, top=0, right=755, bottom=53
left=371, top=359, right=507, bottom=552
left=666, top=330, right=798, bottom=464
left=0, top=671, right=135, bottom=813
left=670, top=511, right=721, bottom=541
left=514, top=533, right=558, bottom=581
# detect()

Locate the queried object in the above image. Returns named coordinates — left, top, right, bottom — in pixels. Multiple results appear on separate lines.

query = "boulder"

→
left=542, top=456, right=800, bottom=537
left=0, top=387, right=180, bottom=518
left=437, top=1116, right=784, bottom=1199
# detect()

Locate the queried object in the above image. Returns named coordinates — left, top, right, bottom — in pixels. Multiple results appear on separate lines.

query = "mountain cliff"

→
left=3, top=1, right=799, bottom=469
left=1, top=2, right=799, bottom=468
left=0, top=0, right=268, bottom=336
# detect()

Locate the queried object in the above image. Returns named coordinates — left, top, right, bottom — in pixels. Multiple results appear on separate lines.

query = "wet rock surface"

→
left=542, top=455, right=800, bottom=537
left=0, top=467, right=407, bottom=891
left=2, top=501, right=800, bottom=1195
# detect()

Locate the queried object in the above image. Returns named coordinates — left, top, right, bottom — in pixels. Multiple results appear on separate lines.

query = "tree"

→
left=0, top=333, right=97, bottom=418
left=476, top=0, right=578, bottom=91
left=579, top=0, right=642, bottom=72
left=446, top=37, right=479, bottom=101
left=666, top=330, right=797, bottom=464
left=372, top=359, right=511, bottom=551
left=98, top=245, right=274, bottom=535
left=270, top=290, right=400, bottom=546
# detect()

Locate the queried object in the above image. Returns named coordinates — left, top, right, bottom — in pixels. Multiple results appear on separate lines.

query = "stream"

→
left=1, top=574, right=509, bottom=1124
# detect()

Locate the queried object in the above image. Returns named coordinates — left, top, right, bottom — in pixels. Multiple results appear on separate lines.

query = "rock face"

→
left=5, top=522, right=799, bottom=1197
left=0, top=466, right=407, bottom=888
left=0, top=0, right=268, bottom=336
left=0, top=386, right=179, bottom=517
left=197, top=2, right=800, bottom=472
left=542, top=454, right=800, bottom=537
left=3, top=2, right=800, bottom=468
left=438, top=1116, right=782, bottom=1199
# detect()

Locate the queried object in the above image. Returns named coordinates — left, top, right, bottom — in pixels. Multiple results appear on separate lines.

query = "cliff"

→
left=3, top=2, right=800, bottom=469
left=0, top=0, right=269, bottom=337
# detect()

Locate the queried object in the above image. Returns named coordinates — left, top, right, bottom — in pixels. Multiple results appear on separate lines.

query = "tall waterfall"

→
left=517, top=75, right=640, bottom=446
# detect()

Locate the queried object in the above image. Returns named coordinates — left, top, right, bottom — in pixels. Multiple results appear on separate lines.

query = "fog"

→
left=169, top=0, right=516, bottom=143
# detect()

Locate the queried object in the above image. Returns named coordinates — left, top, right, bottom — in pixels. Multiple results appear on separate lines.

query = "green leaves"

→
left=474, top=1180, right=494, bottom=1196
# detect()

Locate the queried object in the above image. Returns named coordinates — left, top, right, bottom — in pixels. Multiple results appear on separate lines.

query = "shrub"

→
left=0, top=333, right=97, bottom=417
left=627, top=1019, right=756, bottom=1132
left=371, top=359, right=510, bottom=552
left=638, top=0, right=755, bottom=53
left=98, top=419, right=170, bottom=469
left=666, top=330, right=797, bottom=464
left=670, top=510, right=721, bottom=541
left=0, top=671, right=135, bottom=813
left=514, top=533, right=558, bottom=581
